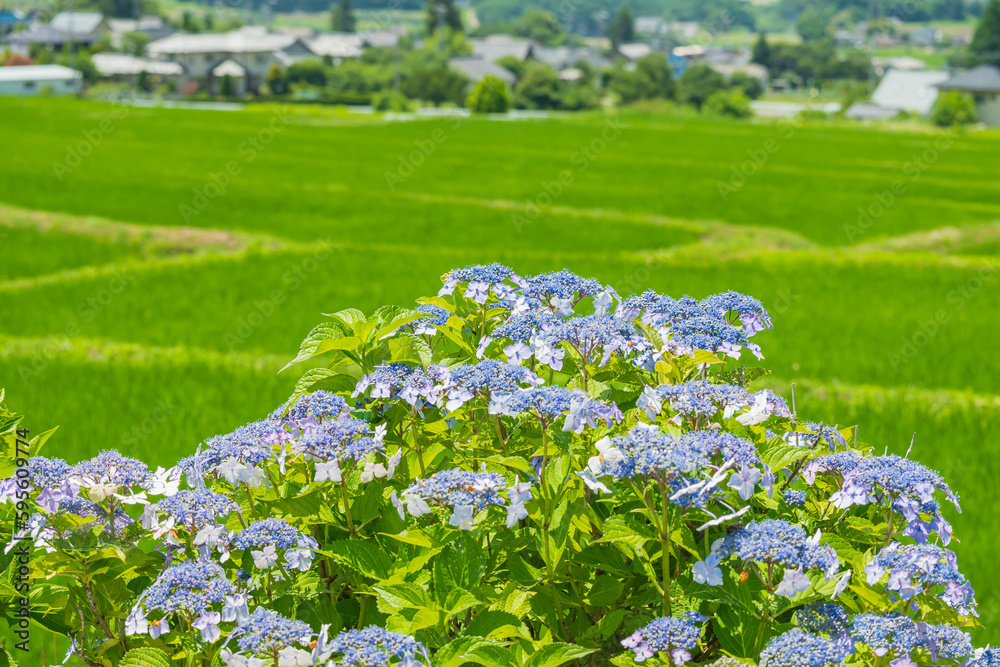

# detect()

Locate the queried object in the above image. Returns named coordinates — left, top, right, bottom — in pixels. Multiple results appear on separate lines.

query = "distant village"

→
left=0, top=1, right=999, bottom=126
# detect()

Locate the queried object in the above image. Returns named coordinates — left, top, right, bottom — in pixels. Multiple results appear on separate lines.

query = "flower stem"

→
left=660, top=483, right=672, bottom=616
left=340, top=478, right=355, bottom=534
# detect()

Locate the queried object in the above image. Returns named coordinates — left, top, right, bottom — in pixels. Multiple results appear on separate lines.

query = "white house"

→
left=147, top=26, right=315, bottom=94
left=871, top=69, right=949, bottom=116
left=0, top=64, right=81, bottom=95
left=92, top=52, right=183, bottom=87
left=5, top=11, right=109, bottom=54
left=936, top=65, right=1000, bottom=126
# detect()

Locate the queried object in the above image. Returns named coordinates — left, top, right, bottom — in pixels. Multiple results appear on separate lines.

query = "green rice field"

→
left=0, top=97, right=998, bottom=645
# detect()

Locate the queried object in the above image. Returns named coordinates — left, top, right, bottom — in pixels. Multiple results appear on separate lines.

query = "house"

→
left=635, top=17, right=700, bottom=40
left=0, top=64, right=81, bottom=95
left=147, top=27, right=316, bottom=93
left=307, top=33, right=364, bottom=61
left=469, top=35, right=535, bottom=63
left=108, top=15, right=175, bottom=47
left=710, top=62, right=769, bottom=87
left=5, top=12, right=109, bottom=54
left=533, top=46, right=608, bottom=73
left=845, top=102, right=903, bottom=120
left=616, top=43, right=652, bottom=62
left=870, top=69, right=949, bottom=115
left=936, top=65, right=1000, bottom=126
left=92, top=52, right=183, bottom=86
left=908, top=26, right=942, bottom=47
left=449, top=57, right=516, bottom=86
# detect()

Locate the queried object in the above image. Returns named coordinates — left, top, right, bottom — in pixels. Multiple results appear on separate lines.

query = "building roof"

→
left=361, top=28, right=403, bottom=48
left=532, top=46, right=607, bottom=71
left=92, top=52, right=183, bottom=76
left=449, top=57, right=515, bottom=85
left=213, top=59, right=247, bottom=77
left=470, top=35, right=535, bottom=62
left=936, top=65, right=1000, bottom=93
left=617, top=42, right=652, bottom=61
left=845, top=102, right=903, bottom=120
left=307, top=33, right=364, bottom=58
left=710, top=63, right=769, bottom=81
left=50, top=12, right=106, bottom=35
left=871, top=68, right=949, bottom=114
left=883, top=55, right=927, bottom=71
left=108, top=16, right=167, bottom=34
left=148, top=27, right=309, bottom=56
left=0, top=10, right=26, bottom=25
left=0, top=64, right=81, bottom=82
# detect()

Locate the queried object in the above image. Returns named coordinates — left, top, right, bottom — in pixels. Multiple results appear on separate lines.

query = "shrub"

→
left=932, top=91, right=979, bottom=127
left=1, top=265, right=985, bottom=667
left=678, top=64, right=728, bottom=110
left=704, top=89, right=753, bottom=118
left=467, top=74, right=510, bottom=113
left=372, top=90, right=413, bottom=112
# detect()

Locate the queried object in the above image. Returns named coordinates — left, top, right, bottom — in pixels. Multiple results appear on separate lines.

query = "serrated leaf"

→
left=524, top=643, right=597, bottom=667
left=282, top=323, right=356, bottom=371
left=120, top=647, right=171, bottom=667
left=322, top=539, right=392, bottom=579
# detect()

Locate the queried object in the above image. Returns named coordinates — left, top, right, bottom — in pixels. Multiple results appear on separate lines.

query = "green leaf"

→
left=119, top=647, right=172, bottom=667
left=324, top=307, right=367, bottom=325
left=524, top=643, right=597, bottom=667
left=462, top=610, right=524, bottom=639
left=713, top=606, right=763, bottom=657
left=281, top=322, right=354, bottom=370
left=587, top=574, right=623, bottom=607
left=434, top=541, right=486, bottom=592
left=759, top=440, right=811, bottom=472
left=323, top=539, right=393, bottom=579
left=388, top=334, right=433, bottom=366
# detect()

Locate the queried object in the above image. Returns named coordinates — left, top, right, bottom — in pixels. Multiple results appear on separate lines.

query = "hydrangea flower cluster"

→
left=865, top=543, right=977, bottom=616
left=648, top=381, right=751, bottom=419
left=759, top=629, right=848, bottom=667
left=432, top=360, right=542, bottom=410
left=438, top=263, right=524, bottom=303
left=274, top=389, right=351, bottom=423
left=227, top=608, right=312, bottom=655
left=230, top=518, right=317, bottom=571
left=413, top=304, right=451, bottom=336
left=138, top=561, right=235, bottom=617
left=489, top=386, right=620, bottom=430
left=849, top=613, right=972, bottom=663
left=620, top=614, right=707, bottom=664
left=325, top=626, right=428, bottom=667
left=354, top=363, right=438, bottom=406
left=400, top=469, right=507, bottom=529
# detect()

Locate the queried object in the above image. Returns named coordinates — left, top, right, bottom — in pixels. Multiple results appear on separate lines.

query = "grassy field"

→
left=1, top=97, right=999, bottom=647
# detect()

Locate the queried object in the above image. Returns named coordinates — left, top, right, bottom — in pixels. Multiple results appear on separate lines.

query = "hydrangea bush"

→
left=0, top=265, right=989, bottom=667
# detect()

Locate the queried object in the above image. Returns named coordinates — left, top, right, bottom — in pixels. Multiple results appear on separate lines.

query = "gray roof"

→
left=871, top=69, right=949, bottom=115
left=532, top=46, right=608, bottom=71
left=936, top=65, right=1000, bottom=93
left=846, top=102, right=904, bottom=120
left=92, top=52, right=183, bottom=76
left=50, top=12, right=106, bottom=35
left=308, top=33, right=364, bottom=58
left=149, top=27, right=311, bottom=56
left=449, top=57, right=515, bottom=85
left=470, top=35, right=535, bottom=62
left=0, top=64, right=81, bottom=82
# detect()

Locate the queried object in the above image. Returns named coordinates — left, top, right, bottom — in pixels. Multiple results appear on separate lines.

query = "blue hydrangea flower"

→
left=28, top=457, right=71, bottom=490
left=326, top=626, right=428, bottom=667
left=655, top=381, right=752, bottom=419
left=232, top=518, right=302, bottom=551
left=544, top=314, right=644, bottom=365
left=72, top=450, right=152, bottom=488
left=519, top=269, right=604, bottom=302
left=796, top=602, right=850, bottom=636
left=434, top=360, right=542, bottom=410
left=413, top=304, right=451, bottom=335
left=139, top=562, right=235, bottom=616
left=784, top=489, right=807, bottom=506
left=439, top=264, right=522, bottom=303
left=865, top=543, right=976, bottom=616
left=620, top=615, right=706, bottom=664
left=404, top=469, right=506, bottom=510
left=700, top=291, right=772, bottom=337
left=292, top=417, right=382, bottom=462
left=760, top=629, right=847, bottom=667
left=715, top=520, right=840, bottom=577
left=229, top=608, right=312, bottom=654
left=274, top=390, right=351, bottom=423
left=354, top=363, right=438, bottom=406
left=155, top=489, right=236, bottom=529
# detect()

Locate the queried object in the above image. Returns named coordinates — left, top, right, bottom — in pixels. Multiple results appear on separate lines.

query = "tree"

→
left=606, top=6, right=635, bottom=47
left=122, top=30, right=150, bottom=57
left=609, top=53, right=675, bottom=103
left=515, top=9, right=566, bottom=46
left=931, top=91, right=978, bottom=126
left=331, top=0, right=356, bottom=33
left=752, top=32, right=772, bottom=68
left=512, top=61, right=563, bottom=109
left=703, top=89, right=752, bottom=117
left=265, top=63, right=289, bottom=95
left=971, top=0, right=1000, bottom=66
left=796, top=7, right=830, bottom=42
left=401, top=50, right=467, bottom=105
left=730, top=71, right=763, bottom=99
left=678, top=63, right=727, bottom=109
left=425, top=0, right=462, bottom=35
left=220, top=73, right=235, bottom=97
left=288, top=59, right=329, bottom=86
left=467, top=74, right=510, bottom=112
